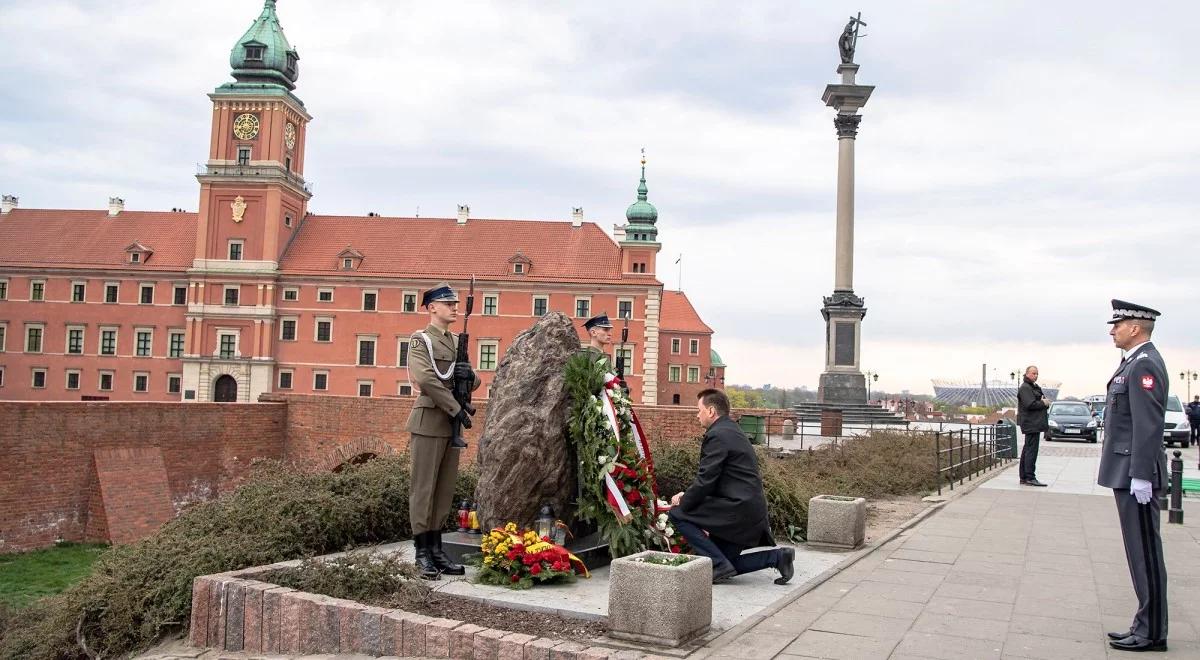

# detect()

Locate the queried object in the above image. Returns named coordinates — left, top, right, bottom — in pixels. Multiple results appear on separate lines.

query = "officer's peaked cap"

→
left=1108, top=299, right=1161, bottom=324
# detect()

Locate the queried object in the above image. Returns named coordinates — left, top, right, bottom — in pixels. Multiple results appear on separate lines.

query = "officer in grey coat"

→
left=1098, top=299, right=1169, bottom=652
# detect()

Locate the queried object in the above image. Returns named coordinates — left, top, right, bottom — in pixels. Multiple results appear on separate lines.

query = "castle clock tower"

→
left=183, top=0, right=311, bottom=402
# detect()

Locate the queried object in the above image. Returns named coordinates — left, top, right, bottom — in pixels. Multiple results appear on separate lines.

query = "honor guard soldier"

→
left=582, top=313, right=615, bottom=364
left=407, top=282, right=480, bottom=579
left=1098, top=299, right=1169, bottom=652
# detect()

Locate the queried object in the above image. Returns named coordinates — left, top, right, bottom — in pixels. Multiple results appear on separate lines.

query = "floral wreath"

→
left=565, top=354, right=686, bottom=556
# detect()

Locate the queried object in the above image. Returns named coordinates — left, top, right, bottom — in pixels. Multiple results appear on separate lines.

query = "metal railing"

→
left=934, top=426, right=1011, bottom=495
left=196, top=162, right=313, bottom=194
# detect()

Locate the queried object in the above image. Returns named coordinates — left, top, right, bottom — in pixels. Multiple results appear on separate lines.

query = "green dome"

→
left=229, top=0, right=299, bottom=90
left=623, top=159, right=659, bottom=243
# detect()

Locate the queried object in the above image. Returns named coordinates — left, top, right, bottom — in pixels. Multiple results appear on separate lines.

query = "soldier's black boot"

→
left=413, top=532, right=441, bottom=580
left=449, top=435, right=468, bottom=449
left=427, top=532, right=465, bottom=576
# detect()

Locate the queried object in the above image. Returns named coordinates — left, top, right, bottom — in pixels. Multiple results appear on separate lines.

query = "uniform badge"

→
left=1141, top=375, right=1155, bottom=390
left=1114, top=376, right=1125, bottom=384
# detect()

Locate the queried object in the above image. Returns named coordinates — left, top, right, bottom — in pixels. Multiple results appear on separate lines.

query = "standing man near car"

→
left=1017, top=365, right=1051, bottom=487
left=1099, top=299, right=1169, bottom=652
left=407, top=282, right=481, bottom=580
left=1187, top=395, right=1200, bottom=446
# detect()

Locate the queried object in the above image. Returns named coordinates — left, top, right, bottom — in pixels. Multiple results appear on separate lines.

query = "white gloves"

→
left=1130, top=478, right=1153, bottom=505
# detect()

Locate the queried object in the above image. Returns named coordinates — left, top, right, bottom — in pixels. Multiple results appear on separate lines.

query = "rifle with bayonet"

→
left=615, top=314, right=630, bottom=395
left=449, top=277, right=476, bottom=448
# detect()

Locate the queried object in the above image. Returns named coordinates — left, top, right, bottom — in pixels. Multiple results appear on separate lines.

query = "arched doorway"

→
left=213, top=375, right=238, bottom=402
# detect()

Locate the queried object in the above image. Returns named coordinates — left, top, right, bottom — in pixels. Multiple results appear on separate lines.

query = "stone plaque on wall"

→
left=834, top=322, right=856, bottom=366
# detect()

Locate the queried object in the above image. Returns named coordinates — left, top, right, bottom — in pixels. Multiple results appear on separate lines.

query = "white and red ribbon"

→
left=599, top=373, right=657, bottom=521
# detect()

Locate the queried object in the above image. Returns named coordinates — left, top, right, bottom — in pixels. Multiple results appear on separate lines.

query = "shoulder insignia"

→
left=1114, top=376, right=1125, bottom=384
left=1141, top=375, right=1155, bottom=390
left=1136, top=353, right=1148, bottom=360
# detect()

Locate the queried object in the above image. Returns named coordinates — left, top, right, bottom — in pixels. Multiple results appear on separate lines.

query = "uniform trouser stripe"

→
left=1136, top=501, right=1166, bottom=640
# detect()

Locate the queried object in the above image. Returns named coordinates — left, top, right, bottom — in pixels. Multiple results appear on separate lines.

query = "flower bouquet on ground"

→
left=472, top=523, right=590, bottom=590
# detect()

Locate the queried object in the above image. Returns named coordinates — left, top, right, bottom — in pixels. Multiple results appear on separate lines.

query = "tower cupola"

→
left=623, top=154, right=659, bottom=243
left=228, top=0, right=299, bottom=90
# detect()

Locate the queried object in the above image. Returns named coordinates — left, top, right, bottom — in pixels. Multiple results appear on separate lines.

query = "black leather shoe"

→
left=413, top=533, right=441, bottom=580
left=1108, top=630, right=1133, bottom=640
left=1109, top=636, right=1167, bottom=652
left=712, top=564, right=737, bottom=584
left=1021, top=479, right=1048, bottom=487
left=774, top=547, right=796, bottom=585
left=427, top=532, right=465, bottom=576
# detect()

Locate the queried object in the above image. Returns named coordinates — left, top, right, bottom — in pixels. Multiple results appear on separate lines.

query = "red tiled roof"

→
left=0, top=209, right=196, bottom=270
left=280, top=215, right=660, bottom=284
left=660, top=290, right=713, bottom=334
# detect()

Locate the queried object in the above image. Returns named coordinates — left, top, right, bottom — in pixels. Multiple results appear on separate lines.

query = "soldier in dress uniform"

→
left=581, top=313, right=615, bottom=365
left=1098, top=299, right=1169, bottom=652
left=407, top=282, right=480, bottom=580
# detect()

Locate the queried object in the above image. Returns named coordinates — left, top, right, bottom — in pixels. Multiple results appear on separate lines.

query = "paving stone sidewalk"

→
left=699, top=443, right=1200, bottom=659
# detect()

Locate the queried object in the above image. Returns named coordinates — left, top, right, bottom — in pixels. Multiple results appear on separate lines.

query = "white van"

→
left=1164, top=395, right=1191, bottom=448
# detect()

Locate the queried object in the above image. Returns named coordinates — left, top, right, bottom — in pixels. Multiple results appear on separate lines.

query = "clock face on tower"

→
left=233, top=113, right=260, bottom=140
left=284, top=122, right=296, bottom=150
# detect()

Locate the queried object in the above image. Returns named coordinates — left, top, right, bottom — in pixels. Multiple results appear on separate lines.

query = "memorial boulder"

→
left=475, top=312, right=581, bottom=530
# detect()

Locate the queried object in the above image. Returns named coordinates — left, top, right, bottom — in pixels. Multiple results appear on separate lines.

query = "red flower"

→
left=530, top=564, right=542, bottom=576
left=627, top=490, right=642, bottom=505
left=513, top=544, right=524, bottom=553
left=671, top=544, right=682, bottom=553
left=541, top=535, right=550, bottom=542
left=506, top=550, right=518, bottom=561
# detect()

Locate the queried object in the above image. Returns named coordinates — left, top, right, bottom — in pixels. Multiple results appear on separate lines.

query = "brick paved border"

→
left=187, top=562, right=623, bottom=659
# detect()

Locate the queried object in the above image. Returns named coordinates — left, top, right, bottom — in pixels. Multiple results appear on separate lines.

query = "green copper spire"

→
left=623, top=151, right=659, bottom=243
left=227, top=0, right=300, bottom=91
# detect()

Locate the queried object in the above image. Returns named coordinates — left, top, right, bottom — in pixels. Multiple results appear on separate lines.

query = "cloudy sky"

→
left=2, top=1, right=1198, bottom=397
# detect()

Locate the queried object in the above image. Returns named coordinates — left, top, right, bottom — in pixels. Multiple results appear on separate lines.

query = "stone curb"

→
left=186, top=566, right=638, bottom=659
left=691, top=459, right=1016, bottom=658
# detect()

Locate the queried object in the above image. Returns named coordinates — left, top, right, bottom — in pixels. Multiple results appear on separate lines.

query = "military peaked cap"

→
left=421, top=282, right=459, bottom=307
left=1108, top=299, right=1161, bottom=324
left=583, top=313, right=613, bottom=330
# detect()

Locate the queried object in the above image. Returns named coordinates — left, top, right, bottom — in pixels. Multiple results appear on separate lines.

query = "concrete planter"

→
left=607, top=551, right=712, bottom=647
left=807, top=494, right=866, bottom=549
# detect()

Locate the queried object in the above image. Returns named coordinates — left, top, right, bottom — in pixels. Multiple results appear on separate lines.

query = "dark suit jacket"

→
left=1017, top=379, right=1049, bottom=433
left=1098, top=342, right=1169, bottom=490
left=674, top=416, right=775, bottom=548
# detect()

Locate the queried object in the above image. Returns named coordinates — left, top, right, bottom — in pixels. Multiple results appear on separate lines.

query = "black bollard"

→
left=1168, top=450, right=1184, bottom=524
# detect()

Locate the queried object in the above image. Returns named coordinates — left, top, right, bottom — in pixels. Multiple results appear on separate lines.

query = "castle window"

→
left=245, top=45, right=265, bottom=61
left=99, top=371, right=113, bottom=391
left=575, top=297, right=591, bottom=318
left=483, top=295, right=498, bottom=316
left=173, top=285, right=187, bottom=305
left=228, top=240, right=244, bottom=261
left=72, top=282, right=86, bottom=302
left=618, top=299, right=633, bottom=320
left=532, top=296, right=548, bottom=317
left=286, top=52, right=298, bottom=74
left=402, top=292, right=417, bottom=313
left=313, top=371, right=329, bottom=391
left=278, top=369, right=294, bottom=389
left=30, top=280, right=44, bottom=302
left=237, top=147, right=251, bottom=166
left=223, top=286, right=239, bottom=306
left=513, top=263, right=524, bottom=274
left=133, top=372, right=150, bottom=393
left=284, top=214, right=293, bottom=228
left=66, top=370, right=81, bottom=390
left=168, top=374, right=182, bottom=394
left=130, top=252, right=140, bottom=263
left=285, top=156, right=292, bottom=172
left=32, top=368, right=47, bottom=389
left=140, top=283, right=154, bottom=304
left=282, top=287, right=299, bottom=301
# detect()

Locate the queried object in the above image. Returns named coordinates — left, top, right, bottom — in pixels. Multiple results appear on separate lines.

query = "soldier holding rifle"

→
left=406, top=281, right=480, bottom=579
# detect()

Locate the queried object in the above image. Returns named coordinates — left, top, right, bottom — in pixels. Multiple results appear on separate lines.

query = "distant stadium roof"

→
left=931, top=379, right=1061, bottom=407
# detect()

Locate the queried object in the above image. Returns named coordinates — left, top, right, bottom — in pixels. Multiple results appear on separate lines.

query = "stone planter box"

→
left=807, top=495, right=866, bottom=549
left=607, top=551, right=711, bottom=647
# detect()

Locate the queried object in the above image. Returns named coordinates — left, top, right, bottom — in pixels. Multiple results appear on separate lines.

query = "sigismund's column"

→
left=817, top=50, right=874, bottom=405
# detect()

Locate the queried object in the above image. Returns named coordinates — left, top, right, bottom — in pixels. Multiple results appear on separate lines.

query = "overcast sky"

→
left=2, top=1, right=1198, bottom=397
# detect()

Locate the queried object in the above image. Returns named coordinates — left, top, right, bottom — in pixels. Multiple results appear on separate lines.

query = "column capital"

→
left=834, top=114, right=862, bottom=138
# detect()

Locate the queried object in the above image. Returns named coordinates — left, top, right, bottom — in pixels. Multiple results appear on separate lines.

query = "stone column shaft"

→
left=834, top=133, right=855, bottom=291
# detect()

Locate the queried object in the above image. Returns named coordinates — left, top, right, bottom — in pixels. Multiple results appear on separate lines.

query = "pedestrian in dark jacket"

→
left=668, top=389, right=795, bottom=585
left=1016, top=365, right=1051, bottom=486
left=1187, top=396, right=1200, bottom=446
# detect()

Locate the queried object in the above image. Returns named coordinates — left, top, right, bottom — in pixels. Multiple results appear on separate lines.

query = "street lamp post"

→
left=864, top=370, right=880, bottom=401
left=1181, top=369, right=1198, bottom=400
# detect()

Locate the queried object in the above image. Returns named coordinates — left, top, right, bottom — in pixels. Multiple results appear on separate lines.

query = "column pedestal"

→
left=818, top=291, right=867, bottom=405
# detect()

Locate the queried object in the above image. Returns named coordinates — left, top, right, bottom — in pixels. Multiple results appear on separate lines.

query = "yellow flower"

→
left=483, top=556, right=493, bottom=565
left=504, top=522, right=518, bottom=533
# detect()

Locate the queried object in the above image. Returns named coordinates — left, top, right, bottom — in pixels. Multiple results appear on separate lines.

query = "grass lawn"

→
left=0, top=542, right=108, bottom=608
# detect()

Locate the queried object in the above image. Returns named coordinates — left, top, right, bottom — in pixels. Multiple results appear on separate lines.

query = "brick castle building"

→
left=0, top=1, right=720, bottom=405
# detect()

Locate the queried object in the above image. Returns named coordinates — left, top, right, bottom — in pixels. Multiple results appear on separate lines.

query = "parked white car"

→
left=1164, top=395, right=1191, bottom=448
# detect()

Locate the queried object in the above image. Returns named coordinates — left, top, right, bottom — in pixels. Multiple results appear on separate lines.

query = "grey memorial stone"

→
left=475, top=312, right=582, bottom=531
left=807, top=495, right=867, bottom=549
left=608, top=551, right=712, bottom=647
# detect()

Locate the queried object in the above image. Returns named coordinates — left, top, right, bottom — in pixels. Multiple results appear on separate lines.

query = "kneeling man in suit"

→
left=668, top=388, right=795, bottom=585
